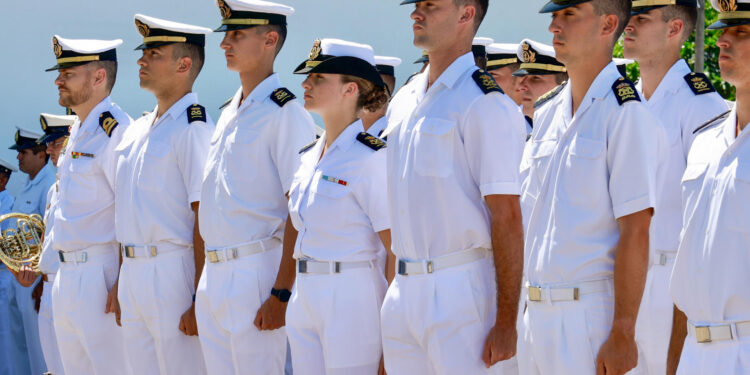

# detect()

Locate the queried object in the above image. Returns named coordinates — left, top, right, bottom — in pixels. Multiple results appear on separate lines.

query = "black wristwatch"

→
left=270, top=288, right=291, bottom=303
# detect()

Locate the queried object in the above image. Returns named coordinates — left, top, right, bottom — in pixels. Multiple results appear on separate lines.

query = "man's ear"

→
left=601, top=13, right=620, bottom=39
left=177, top=56, right=193, bottom=74
left=458, top=5, right=476, bottom=27
left=667, top=18, right=685, bottom=41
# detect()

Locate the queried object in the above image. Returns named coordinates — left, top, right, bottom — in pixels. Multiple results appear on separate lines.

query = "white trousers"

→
left=52, top=247, right=129, bottom=375
left=195, top=247, right=286, bottom=375
left=677, top=334, right=750, bottom=374
left=118, top=247, right=206, bottom=375
left=39, top=275, right=64, bottom=375
left=520, top=282, right=615, bottom=375
left=0, top=267, right=30, bottom=375
left=381, top=257, right=518, bottom=375
left=630, top=260, right=674, bottom=375
left=287, top=263, right=386, bottom=375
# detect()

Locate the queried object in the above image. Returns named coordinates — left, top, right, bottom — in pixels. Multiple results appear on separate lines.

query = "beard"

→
left=58, top=76, right=94, bottom=107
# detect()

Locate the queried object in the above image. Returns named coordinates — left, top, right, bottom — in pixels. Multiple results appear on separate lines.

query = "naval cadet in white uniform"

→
left=114, top=15, right=213, bottom=375
left=621, top=1, right=729, bottom=373
left=195, top=1, right=317, bottom=373
left=361, top=55, right=401, bottom=137
left=46, top=35, right=132, bottom=375
left=8, top=125, right=55, bottom=375
left=520, top=0, right=668, bottom=374
left=382, top=0, right=526, bottom=373
left=667, top=1, right=750, bottom=373
left=286, top=38, right=393, bottom=375
left=486, top=42, right=523, bottom=106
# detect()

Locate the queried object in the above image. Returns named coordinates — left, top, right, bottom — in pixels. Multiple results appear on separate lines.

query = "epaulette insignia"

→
left=271, top=88, right=296, bottom=107
left=612, top=77, right=641, bottom=106
left=98, top=111, right=118, bottom=137
left=187, top=104, right=207, bottom=124
left=356, top=132, right=386, bottom=151
left=693, top=110, right=730, bottom=135
left=219, top=97, right=232, bottom=110
left=472, top=69, right=504, bottom=95
left=684, top=72, right=716, bottom=96
left=534, top=81, right=566, bottom=109
left=299, top=135, right=320, bottom=154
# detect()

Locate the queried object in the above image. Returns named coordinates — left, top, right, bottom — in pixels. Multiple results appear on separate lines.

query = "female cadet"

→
left=285, top=38, right=393, bottom=375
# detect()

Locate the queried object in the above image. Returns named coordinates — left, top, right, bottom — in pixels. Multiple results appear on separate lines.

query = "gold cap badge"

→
left=136, top=19, right=150, bottom=37
left=522, top=43, right=536, bottom=63
left=218, top=0, right=232, bottom=19
left=309, top=39, right=322, bottom=60
left=718, top=0, right=738, bottom=12
left=53, top=37, right=62, bottom=58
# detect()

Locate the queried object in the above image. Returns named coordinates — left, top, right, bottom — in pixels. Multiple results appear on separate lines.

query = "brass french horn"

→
left=0, top=213, right=45, bottom=272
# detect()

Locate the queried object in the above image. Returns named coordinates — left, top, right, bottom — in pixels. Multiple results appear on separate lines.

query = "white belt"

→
left=688, top=320, right=750, bottom=343
left=527, top=279, right=613, bottom=302
left=297, top=259, right=374, bottom=274
left=205, top=238, right=280, bottom=264
left=121, top=243, right=189, bottom=259
left=651, top=250, right=676, bottom=266
left=397, top=248, right=490, bottom=276
left=58, top=245, right=117, bottom=264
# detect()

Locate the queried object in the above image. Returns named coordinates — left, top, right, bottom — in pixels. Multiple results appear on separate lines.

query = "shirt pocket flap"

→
left=570, top=136, right=605, bottom=159
left=69, top=159, right=94, bottom=174
left=682, top=163, right=708, bottom=183
left=529, top=140, right=556, bottom=159
left=418, top=118, right=456, bottom=136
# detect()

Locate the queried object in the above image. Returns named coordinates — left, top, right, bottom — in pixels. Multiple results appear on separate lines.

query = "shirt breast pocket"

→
left=312, top=180, right=350, bottom=200
left=137, top=140, right=171, bottom=193
left=66, top=159, right=97, bottom=203
left=414, top=118, right=455, bottom=178
left=565, top=136, right=606, bottom=204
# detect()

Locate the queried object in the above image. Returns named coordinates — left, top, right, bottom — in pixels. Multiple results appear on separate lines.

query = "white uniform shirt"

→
left=368, top=116, right=388, bottom=138
left=671, top=108, right=750, bottom=323
left=199, top=74, right=317, bottom=248
left=115, top=93, right=213, bottom=246
left=522, top=62, right=666, bottom=285
left=385, top=52, right=526, bottom=260
left=636, top=60, right=728, bottom=253
left=38, top=184, right=58, bottom=275
left=12, top=162, right=56, bottom=217
left=52, top=96, right=131, bottom=252
left=288, top=120, right=388, bottom=262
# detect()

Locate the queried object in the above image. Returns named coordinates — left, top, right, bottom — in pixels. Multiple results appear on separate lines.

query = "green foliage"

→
left=614, top=1, right=735, bottom=100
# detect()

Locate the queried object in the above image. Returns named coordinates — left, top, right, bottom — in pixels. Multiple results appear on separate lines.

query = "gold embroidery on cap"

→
left=718, top=0, right=738, bottom=12
left=218, top=0, right=232, bottom=19
left=53, top=37, right=62, bottom=58
left=522, top=42, right=536, bottom=63
left=136, top=19, right=150, bottom=37
left=309, top=39, right=322, bottom=60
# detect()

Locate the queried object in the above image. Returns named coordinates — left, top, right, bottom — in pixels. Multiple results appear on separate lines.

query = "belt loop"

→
left=328, top=261, right=335, bottom=274
left=730, top=323, right=739, bottom=341
left=230, top=247, right=238, bottom=260
left=544, top=287, right=552, bottom=305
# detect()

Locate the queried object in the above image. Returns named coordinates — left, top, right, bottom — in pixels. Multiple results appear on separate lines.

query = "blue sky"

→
left=0, top=0, right=552, bottom=193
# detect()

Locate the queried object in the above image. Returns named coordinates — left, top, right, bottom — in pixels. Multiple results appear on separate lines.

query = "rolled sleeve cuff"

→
left=613, top=194, right=655, bottom=219
left=188, top=191, right=202, bottom=205
left=371, top=219, right=390, bottom=233
left=480, top=182, right=521, bottom=197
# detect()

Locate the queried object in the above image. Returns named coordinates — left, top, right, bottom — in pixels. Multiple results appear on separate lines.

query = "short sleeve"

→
left=607, top=104, right=664, bottom=218
left=271, top=103, right=318, bottom=194
left=176, top=120, right=214, bottom=204
left=461, top=94, right=527, bottom=197
left=352, top=150, right=390, bottom=232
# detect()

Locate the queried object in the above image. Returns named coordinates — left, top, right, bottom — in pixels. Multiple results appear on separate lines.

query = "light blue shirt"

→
left=12, top=162, right=56, bottom=217
left=0, top=190, right=14, bottom=218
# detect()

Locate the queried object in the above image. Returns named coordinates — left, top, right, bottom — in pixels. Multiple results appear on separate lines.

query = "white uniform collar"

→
left=79, top=96, right=114, bottom=134
left=562, top=62, right=621, bottom=122
left=427, top=52, right=476, bottom=91
left=153, top=92, right=200, bottom=125
left=639, top=59, right=691, bottom=100
left=236, top=73, right=282, bottom=109
left=722, top=105, right=740, bottom=145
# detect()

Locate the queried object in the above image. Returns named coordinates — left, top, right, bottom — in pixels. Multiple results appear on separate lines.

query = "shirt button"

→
left=400, top=210, right=405, bottom=216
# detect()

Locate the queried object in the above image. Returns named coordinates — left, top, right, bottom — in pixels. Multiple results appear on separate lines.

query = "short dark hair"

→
left=256, top=24, right=287, bottom=56
left=89, top=60, right=118, bottom=93
left=553, top=72, right=569, bottom=84
left=455, top=0, right=489, bottom=32
left=661, top=5, right=697, bottom=43
left=29, top=144, right=50, bottom=163
left=592, top=0, right=632, bottom=43
left=172, top=43, right=205, bottom=82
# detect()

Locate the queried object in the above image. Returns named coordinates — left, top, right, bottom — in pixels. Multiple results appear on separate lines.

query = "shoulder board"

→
left=271, top=88, right=296, bottom=107
left=534, top=81, right=566, bottom=109
left=187, top=104, right=207, bottom=124
left=218, top=97, right=232, bottom=110
left=356, top=132, right=386, bottom=151
left=471, top=69, right=503, bottom=95
left=683, top=72, right=717, bottom=96
left=693, top=110, right=731, bottom=135
left=98, top=111, right=118, bottom=137
left=298, top=136, right=320, bottom=154
left=611, top=77, right=641, bottom=106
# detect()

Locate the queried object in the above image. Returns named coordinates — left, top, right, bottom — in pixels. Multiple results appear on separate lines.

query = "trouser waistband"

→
left=121, top=242, right=191, bottom=259
left=396, top=248, right=490, bottom=276
left=688, top=320, right=750, bottom=343
left=205, top=237, right=281, bottom=264
left=297, top=258, right=375, bottom=274
left=527, top=279, right=613, bottom=303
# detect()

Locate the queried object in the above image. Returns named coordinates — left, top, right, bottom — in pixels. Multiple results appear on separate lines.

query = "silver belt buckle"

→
left=298, top=260, right=308, bottom=274
left=397, top=260, right=407, bottom=275
left=124, top=246, right=135, bottom=258
left=528, top=286, right=542, bottom=302
left=206, top=251, right=220, bottom=263
left=695, top=326, right=712, bottom=343
left=659, top=253, right=667, bottom=266
left=150, top=246, right=157, bottom=257
left=426, top=260, right=434, bottom=274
